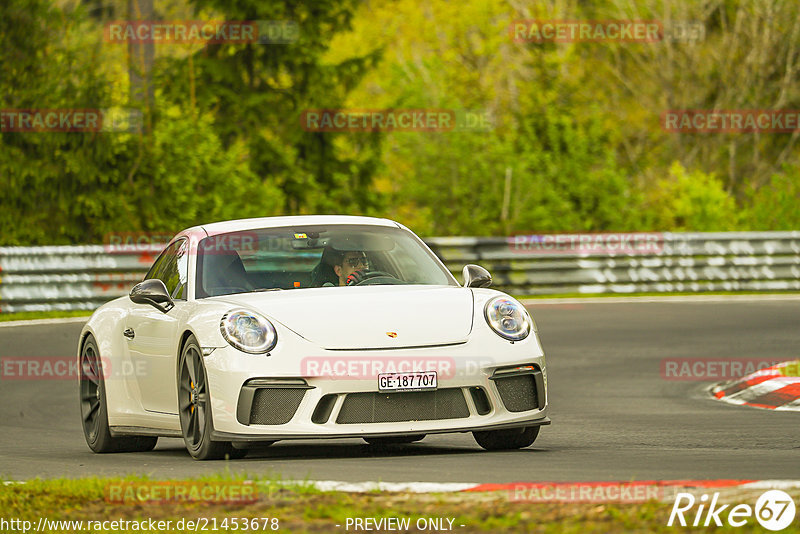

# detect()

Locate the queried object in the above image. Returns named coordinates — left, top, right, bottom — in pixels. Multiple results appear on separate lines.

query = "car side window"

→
left=173, top=241, right=189, bottom=299
left=144, top=247, right=169, bottom=281
left=145, top=239, right=188, bottom=299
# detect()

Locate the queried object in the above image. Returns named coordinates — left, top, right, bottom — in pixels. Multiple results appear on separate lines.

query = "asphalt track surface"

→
left=0, top=299, right=798, bottom=483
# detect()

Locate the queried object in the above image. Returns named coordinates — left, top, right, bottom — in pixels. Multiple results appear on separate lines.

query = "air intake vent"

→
left=249, top=388, right=307, bottom=425
left=336, top=388, right=470, bottom=424
left=494, top=374, right=538, bottom=412
left=469, top=387, right=492, bottom=415
left=236, top=379, right=312, bottom=426
left=312, top=394, right=338, bottom=424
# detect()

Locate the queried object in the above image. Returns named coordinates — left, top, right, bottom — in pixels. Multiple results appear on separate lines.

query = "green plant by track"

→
left=2, top=476, right=795, bottom=533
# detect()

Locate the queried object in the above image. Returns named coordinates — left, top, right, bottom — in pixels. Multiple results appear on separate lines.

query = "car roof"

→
left=185, top=215, right=401, bottom=238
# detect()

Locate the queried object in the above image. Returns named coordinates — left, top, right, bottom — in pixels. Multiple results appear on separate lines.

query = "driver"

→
left=335, top=251, right=370, bottom=286
left=312, top=247, right=370, bottom=287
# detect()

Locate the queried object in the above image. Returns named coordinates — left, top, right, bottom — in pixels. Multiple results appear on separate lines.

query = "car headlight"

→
left=220, top=309, right=277, bottom=354
left=484, top=296, right=532, bottom=341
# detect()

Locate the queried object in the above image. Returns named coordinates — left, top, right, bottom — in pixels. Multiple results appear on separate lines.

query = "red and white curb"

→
left=5, top=479, right=799, bottom=505
left=711, top=360, right=800, bottom=411
left=278, top=479, right=800, bottom=504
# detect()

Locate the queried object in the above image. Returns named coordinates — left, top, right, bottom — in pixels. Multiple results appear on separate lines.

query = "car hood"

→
left=211, top=285, right=473, bottom=349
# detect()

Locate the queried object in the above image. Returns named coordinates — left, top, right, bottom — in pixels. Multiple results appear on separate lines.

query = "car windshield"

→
left=195, top=224, right=457, bottom=298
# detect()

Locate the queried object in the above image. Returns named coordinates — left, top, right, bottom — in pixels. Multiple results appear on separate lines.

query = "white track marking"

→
left=0, top=316, right=90, bottom=328
left=522, top=294, right=800, bottom=305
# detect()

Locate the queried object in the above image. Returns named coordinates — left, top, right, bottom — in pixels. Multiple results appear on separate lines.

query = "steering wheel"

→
left=347, top=270, right=399, bottom=286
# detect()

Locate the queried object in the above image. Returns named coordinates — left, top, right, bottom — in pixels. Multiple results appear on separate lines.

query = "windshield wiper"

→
left=252, top=287, right=283, bottom=292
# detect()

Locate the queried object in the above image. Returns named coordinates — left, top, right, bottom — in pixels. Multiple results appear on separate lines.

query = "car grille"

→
left=336, top=388, right=470, bottom=424
left=494, top=374, right=539, bottom=412
left=248, top=388, right=306, bottom=425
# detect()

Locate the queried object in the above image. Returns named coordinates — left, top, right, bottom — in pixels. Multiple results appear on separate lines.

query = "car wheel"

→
left=178, top=335, right=237, bottom=460
left=473, top=426, right=539, bottom=451
left=363, top=434, right=426, bottom=446
left=80, top=335, right=158, bottom=453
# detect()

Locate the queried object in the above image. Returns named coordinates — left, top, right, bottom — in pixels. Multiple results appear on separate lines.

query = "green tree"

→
left=0, top=0, right=287, bottom=244
left=160, top=0, right=383, bottom=215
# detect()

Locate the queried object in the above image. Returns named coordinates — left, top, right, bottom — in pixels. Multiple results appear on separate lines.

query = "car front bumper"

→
left=204, top=333, right=549, bottom=441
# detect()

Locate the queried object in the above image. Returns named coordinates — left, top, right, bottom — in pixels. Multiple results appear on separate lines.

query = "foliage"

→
left=647, top=162, right=738, bottom=231
left=1, top=0, right=798, bottom=245
left=158, top=0, right=384, bottom=215
left=743, top=167, right=800, bottom=230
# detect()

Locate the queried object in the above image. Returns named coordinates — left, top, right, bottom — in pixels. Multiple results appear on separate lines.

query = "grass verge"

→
left=1, top=476, right=795, bottom=533
left=778, top=361, right=800, bottom=377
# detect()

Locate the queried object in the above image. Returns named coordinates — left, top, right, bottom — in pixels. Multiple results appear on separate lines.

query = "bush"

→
left=647, top=162, right=738, bottom=231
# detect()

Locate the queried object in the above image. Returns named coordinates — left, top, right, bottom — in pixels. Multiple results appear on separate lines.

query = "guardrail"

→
left=427, top=231, right=800, bottom=296
left=0, top=245, right=163, bottom=313
left=0, top=232, right=798, bottom=313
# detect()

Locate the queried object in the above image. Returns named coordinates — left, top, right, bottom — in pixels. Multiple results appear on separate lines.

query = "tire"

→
left=363, top=435, right=426, bottom=446
left=178, top=335, right=238, bottom=460
left=80, top=335, right=158, bottom=453
left=473, top=426, right=539, bottom=451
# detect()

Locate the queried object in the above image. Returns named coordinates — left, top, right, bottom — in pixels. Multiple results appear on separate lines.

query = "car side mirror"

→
left=462, top=264, right=492, bottom=288
left=129, top=279, right=175, bottom=313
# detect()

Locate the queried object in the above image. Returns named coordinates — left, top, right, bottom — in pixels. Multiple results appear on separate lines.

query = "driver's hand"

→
left=346, top=269, right=369, bottom=286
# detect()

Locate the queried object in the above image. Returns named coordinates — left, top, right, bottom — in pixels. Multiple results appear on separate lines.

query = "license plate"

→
left=378, top=371, right=437, bottom=392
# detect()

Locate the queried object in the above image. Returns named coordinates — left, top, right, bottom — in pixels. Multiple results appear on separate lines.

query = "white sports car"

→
left=78, top=216, right=549, bottom=460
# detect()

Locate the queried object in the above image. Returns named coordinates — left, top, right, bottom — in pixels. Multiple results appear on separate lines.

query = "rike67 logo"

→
left=668, top=490, right=796, bottom=531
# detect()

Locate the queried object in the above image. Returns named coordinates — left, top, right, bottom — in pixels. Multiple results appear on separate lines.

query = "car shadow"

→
left=244, top=442, right=473, bottom=461
left=150, top=437, right=548, bottom=461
